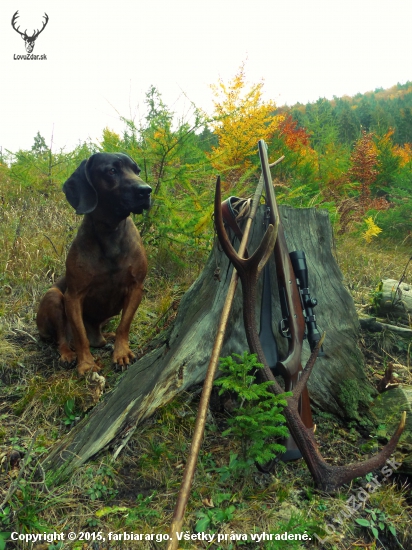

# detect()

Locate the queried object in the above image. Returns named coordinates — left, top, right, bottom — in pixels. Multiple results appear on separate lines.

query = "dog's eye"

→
left=108, top=168, right=117, bottom=175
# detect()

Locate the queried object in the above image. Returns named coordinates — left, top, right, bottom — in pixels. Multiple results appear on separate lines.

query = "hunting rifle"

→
left=257, top=139, right=318, bottom=465
left=221, top=142, right=321, bottom=465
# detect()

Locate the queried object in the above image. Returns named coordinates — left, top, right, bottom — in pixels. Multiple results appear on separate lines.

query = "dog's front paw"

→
left=77, top=359, right=100, bottom=377
left=113, top=342, right=135, bottom=370
left=59, top=348, right=77, bottom=367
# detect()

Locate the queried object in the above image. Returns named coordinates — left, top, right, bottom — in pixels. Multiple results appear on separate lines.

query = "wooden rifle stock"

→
left=258, top=141, right=314, bottom=460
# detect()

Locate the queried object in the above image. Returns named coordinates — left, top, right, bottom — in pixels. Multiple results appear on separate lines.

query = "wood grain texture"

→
left=43, top=205, right=369, bottom=482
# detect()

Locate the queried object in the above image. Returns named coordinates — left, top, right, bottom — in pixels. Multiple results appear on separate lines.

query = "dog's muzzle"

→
left=130, top=183, right=152, bottom=214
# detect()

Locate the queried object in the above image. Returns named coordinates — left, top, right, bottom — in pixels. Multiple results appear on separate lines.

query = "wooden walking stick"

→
left=166, top=157, right=284, bottom=550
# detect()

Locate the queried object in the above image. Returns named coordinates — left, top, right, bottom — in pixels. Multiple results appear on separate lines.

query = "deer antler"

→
left=214, top=176, right=406, bottom=492
left=11, top=11, right=25, bottom=37
left=31, top=13, right=49, bottom=40
left=11, top=11, right=49, bottom=53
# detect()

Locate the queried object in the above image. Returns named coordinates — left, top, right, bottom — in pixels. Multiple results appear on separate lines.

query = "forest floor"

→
left=1, top=223, right=412, bottom=549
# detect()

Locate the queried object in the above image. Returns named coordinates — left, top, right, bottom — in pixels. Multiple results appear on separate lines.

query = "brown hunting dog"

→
left=36, top=153, right=151, bottom=376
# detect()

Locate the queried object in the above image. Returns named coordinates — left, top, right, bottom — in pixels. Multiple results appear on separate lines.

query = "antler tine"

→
left=214, top=176, right=241, bottom=269
left=290, top=332, right=325, bottom=406
left=11, top=11, right=24, bottom=36
left=214, top=176, right=277, bottom=279
left=32, top=13, right=49, bottom=39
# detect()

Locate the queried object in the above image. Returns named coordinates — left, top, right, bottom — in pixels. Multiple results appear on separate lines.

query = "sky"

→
left=1, top=0, right=411, bottom=154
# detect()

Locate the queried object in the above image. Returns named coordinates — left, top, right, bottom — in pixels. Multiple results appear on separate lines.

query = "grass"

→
left=1, top=180, right=412, bottom=549
left=334, top=234, right=412, bottom=309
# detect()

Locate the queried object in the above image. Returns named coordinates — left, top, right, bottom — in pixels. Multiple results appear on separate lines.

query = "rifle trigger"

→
left=279, top=318, right=291, bottom=339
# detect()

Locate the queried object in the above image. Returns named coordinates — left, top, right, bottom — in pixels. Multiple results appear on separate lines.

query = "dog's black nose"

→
left=138, top=184, right=152, bottom=197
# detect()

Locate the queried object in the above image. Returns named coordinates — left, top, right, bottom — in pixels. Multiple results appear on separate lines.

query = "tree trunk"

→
left=43, top=205, right=369, bottom=483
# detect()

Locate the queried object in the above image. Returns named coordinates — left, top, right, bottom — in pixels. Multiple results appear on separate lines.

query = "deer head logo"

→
left=11, top=11, right=49, bottom=53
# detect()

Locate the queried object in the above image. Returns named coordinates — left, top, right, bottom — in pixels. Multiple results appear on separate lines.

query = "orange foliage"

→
left=278, top=115, right=310, bottom=150
left=367, top=196, right=391, bottom=211
left=379, top=128, right=395, bottom=145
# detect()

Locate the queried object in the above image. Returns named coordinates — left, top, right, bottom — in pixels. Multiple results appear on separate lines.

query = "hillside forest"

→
left=1, top=67, right=412, bottom=262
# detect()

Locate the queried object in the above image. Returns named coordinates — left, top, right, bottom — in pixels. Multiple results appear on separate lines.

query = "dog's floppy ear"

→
left=62, top=156, right=98, bottom=214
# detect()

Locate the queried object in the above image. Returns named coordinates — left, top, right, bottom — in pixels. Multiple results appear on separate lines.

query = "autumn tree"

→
left=208, top=65, right=284, bottom=189
left=278, top=115, right=310, bottom=151
left=268, top=114, right=318, bottom=196
left=348, top=130, right=378, bottom=206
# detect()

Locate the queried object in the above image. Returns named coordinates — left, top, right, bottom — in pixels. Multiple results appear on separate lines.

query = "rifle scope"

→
left=289, top=250, right=323, bottom=353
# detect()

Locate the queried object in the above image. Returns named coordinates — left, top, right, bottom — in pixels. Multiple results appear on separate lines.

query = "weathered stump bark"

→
left=43, top=206, right=370, bottom=483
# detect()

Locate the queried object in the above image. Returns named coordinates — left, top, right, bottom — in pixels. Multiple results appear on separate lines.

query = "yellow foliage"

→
left=100, top=128, right=122, bottom=151
left=380, top=129, right=395, bottom=144
left=363, top=216, right=382, bottom=243
left=393, top=143, right=412, bottom=166
left=208, top=64, right=284, bottom=188
left=194, top=207, right=214, bottom=235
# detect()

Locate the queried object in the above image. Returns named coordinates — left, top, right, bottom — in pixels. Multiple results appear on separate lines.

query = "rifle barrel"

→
left=258, top=140, right=314, bottom=438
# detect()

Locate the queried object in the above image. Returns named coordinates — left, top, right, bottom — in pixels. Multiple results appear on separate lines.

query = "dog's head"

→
left=63, top=153, right=152, bottom=217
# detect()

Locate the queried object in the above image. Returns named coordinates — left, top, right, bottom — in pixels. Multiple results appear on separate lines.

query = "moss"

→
left=373, top=388, right=412, bottom=446
left=338, top=378, right=373, bottom=422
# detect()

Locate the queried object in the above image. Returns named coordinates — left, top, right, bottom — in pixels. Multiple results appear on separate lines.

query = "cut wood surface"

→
left=377, top=278, right=412, bottom=324
left=43, top=205, right=369, bottom=482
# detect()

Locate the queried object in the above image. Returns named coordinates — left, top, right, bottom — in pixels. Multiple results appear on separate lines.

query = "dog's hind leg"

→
left=36, top=286, right=76, bottom=365
left=84, top=320, right=109, bottom=348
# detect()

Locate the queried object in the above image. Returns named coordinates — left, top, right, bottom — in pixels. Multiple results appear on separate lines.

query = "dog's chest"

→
left=83, top=253, right=141, bottom=318
left=82, top=221, right=140, bottom=272
left=92, top=236, right=142, bottom=286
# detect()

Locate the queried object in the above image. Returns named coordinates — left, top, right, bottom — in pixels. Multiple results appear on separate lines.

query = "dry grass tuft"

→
left=335, top=234, right=412, bottom=306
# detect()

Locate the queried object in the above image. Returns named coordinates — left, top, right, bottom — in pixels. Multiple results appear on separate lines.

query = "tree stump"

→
left=43, top=205, right=370, bottom=483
